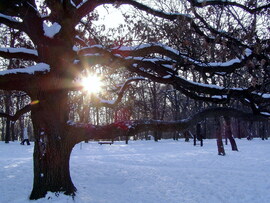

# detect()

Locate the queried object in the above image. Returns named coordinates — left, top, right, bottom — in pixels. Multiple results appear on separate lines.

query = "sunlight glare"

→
left=81, top=75, right=102, bottom=94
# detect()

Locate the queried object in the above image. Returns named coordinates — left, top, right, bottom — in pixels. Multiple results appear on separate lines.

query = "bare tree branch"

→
left=0, top=103, right=32, bottom=121
left=191, top=8, right=250, bottom=48
left=188, top=0, right=270, bottom=14
left=94, top=77, right=146, bottom=108
left=112, top=0, right=192, bottom=21
left=75, top=0, right=192, bottom=24
left=68, top=107, right=267, bottom=143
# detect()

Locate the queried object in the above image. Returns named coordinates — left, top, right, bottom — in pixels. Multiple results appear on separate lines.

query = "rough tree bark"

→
left=29, top=91, right=77, bottom=200
left=30, top=134, right=76, bottom=200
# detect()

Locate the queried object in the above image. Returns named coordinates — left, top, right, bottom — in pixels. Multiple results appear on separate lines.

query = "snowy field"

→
left=1, top=139, right=270, bottom=203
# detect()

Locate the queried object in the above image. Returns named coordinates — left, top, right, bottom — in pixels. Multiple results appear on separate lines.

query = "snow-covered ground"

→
left=1, top=139, right=270, bottom=203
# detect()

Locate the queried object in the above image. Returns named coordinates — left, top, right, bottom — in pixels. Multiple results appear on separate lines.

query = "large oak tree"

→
left=0, top=0, right=269, bottom=200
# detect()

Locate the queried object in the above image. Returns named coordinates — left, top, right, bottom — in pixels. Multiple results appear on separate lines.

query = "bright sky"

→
left=35, top=0, right=127, bottom=31
left=95, top=5, right=126, bottom=29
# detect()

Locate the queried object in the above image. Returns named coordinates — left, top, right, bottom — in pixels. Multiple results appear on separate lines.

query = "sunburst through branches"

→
left=80, top=74, right=103, bottom=94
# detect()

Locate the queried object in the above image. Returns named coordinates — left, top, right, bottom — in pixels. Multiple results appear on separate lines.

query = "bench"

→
left=98, top=141, right=113, bottom=145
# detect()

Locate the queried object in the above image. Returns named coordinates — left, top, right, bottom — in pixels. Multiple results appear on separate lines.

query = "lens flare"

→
left=81, top=75, right=102, bottom=93
left=30, top=100, right=39, bottom=105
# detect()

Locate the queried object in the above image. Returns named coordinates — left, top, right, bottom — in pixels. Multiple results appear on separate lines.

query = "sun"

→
left=81, top=75, right=102, bottom=94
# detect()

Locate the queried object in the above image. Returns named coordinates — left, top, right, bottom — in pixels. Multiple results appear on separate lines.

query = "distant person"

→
left=20, top=127, right=30, bottom=145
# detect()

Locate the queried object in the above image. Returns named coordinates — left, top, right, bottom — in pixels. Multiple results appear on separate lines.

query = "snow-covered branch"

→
left=113, top=44, right=255, bottom=74
left=78, top=43, right=270, bottom=113
left=0, top=63, right=50, bottom=76
left=0, top=63, right=50, bottom=91
left=0, top=47, right=38, bottom=61
left=77, top=43, right=270, bottom=111
left=79, top=43, right=255, bottom=74
left=0, top=13, right=24, bottom=30
left=0, top=13, right=20, bottom=23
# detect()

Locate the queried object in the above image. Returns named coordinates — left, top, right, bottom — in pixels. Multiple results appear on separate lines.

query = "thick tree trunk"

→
left=217, top=135, right=225, bottom=155
left=154, top=131, right=159, bottom=142
left=173, top=131, right=179, bottom=141
left=247, top=122, right=253, bottom=140
left=260, top=122, right=265, bottom=140
left=184, top=131, right=189, bottom=142
left=265, top=121, right=269, bottom=140
left=4, top=92, right=11, bottom=143
left=125, top=134, right=129, bottom=144
left=5, top=118, right=10, bottom=143
left=196, top=123, right=203, bottom=146
left=224, top=116, right=238, bottom=151
left=144, top=131, right=149, bottom=140
left=11, top=121, right=15, bottom=141
left=1, top=118, right=4, bottom=141
left=157, top=131, right=162, bottom=140
left=19, top=117, right=24, bottom=141
left=237, top=120, right=241, bottom=139
left=216, top=118, right=225, bottom=155
left=29, top=91, right=77, bottom=200
left=30, top=138, right=76, bottom=200
left=193, top=131, right=196, bottom=146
